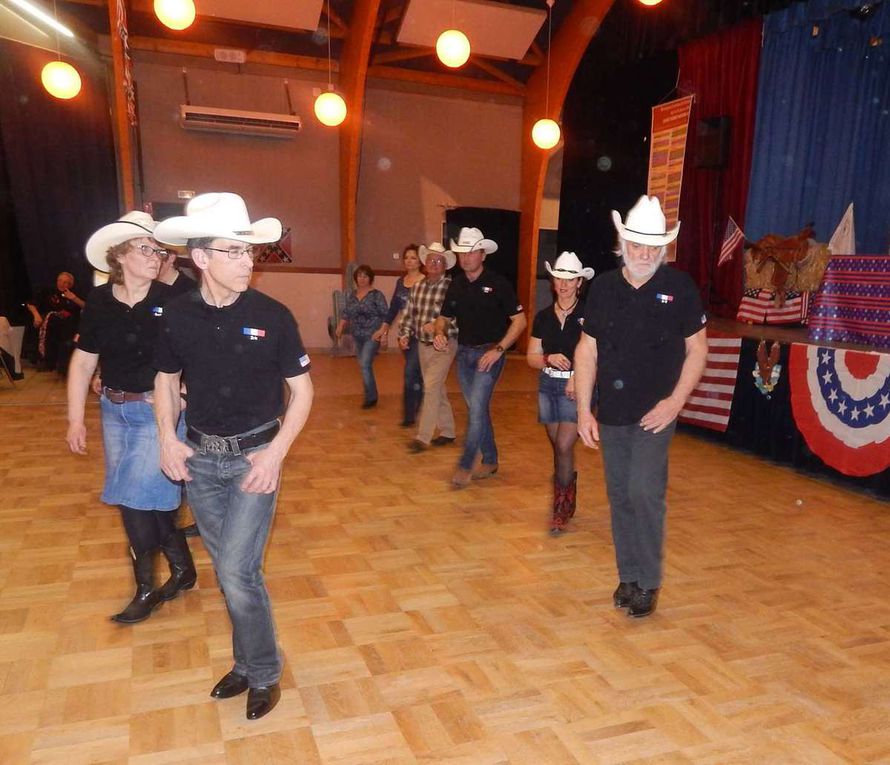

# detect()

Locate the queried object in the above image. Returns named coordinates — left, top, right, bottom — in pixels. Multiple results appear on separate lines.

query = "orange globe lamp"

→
left=532, top=118, right=561, bottom=150
left=314, top=91, right=347, bottom=127
left=41, top=61, right=82, bottom=100
left=154, top=0, right=196, bottom=31
left=436, top=29, right=471, bottom=68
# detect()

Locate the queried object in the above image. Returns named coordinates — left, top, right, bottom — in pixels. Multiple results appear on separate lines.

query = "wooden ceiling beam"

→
left=470, top=57, right=525, bottom=90
left=337, top=0, right=382, bottom=276
left=516, top=0, right=616, bottom=348
left=323, top=5, right=349, bottom=34
left=372, top=47, right=432, bottom=65
left=106, top=0, right=135, bottom=210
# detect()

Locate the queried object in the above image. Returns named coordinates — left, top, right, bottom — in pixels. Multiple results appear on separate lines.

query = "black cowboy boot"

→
left=111, top=548, right=162, bottom=623
left=565, top=472, right=578, bottom=519
left=549, top=476, right=569, bottom=536
left=157, top=529, right=197, bottom=601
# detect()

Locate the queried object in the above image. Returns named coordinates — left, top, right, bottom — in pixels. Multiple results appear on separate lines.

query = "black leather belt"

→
left=186, top=422, right=280, bottom=456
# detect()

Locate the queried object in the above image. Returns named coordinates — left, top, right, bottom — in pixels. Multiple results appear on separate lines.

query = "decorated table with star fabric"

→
left=678, top=331, right=890, bottom=498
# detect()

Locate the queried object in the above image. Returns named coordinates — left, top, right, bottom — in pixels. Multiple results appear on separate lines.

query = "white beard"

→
left=622, top=252, right=665, bottom=281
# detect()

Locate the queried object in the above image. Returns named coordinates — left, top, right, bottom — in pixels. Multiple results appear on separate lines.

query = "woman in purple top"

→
left=336, top=265, right=389, bottom=408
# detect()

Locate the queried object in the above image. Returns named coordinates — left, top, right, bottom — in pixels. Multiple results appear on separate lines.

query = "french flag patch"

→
left=656, top=293, right=673, bottom=304
left=151, top=306, right=164, bottom=316
left=243, top=327, right=266, bottom=340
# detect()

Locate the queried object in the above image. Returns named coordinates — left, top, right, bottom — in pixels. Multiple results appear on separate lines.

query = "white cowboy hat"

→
left=612, top=195, right=680, bottom=246
left=449, top=226, right=498, bottom=254
left=545, top=251, right=594, bottom=281
left=418, top=242, right=456, bottom=270
left=85, top=211, right=157, bottom=272
left=153, top=192, right=282, bottom=247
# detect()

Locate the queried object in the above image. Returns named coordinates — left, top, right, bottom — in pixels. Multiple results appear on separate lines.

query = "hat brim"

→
left=545, top=262, right=595, bottom=281
left=418, top=245, right=456, bottom=270
left=449, top=238, right=498, bottom=255
left=153, top=216, right=282, bottom=247
left=85, top=220, right=157, bottom=272
left=612, top=210, right=680, bottom=246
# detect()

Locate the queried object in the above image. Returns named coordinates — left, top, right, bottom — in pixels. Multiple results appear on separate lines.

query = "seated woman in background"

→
left=27, top=271, right=84, bottom=372
left=526, top=252, right=594, bottom=535
left=372, top=244, right=425, bottom=426
left=336, top=265, right=388, bottom=409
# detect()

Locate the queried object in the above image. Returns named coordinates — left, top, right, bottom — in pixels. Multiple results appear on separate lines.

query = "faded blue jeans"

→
left=353, top=336, right=380, bottom=404
left=185, top=439, right=280, bottom=687
left=456, top=345, right=506, bottom=471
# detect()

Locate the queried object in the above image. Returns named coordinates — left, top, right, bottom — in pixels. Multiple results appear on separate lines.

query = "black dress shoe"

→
left=613, top=581, right=639, bottom=609
left=399, top=419, right=415, bottom=428
left=210, top=671, right=249, bottom=699
left=181, top=523, right=200, bottom=538
left=628, top=588, right=659, bottom=618
left=246, top=684, right=281, bottom=720
left=361, top=399, right=378, bottom=409
left=431, top=435, right=456, bottom=446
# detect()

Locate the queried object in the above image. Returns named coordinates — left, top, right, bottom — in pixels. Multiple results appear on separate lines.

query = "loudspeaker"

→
left=694, top=116, right=731, bottom=169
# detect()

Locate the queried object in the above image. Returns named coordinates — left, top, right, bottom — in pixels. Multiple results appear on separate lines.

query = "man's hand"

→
left=66, top=422, right=87, bottom=454
left=546, top=352, right=572, bottom=371
left=160, top=438, right=194, bottom=482
left=640, top=396, right=683, bottom=433
left=371, top=326, right=387, bottom=342
left=421, top=321, right=436, bottom=335
left=565, top=376, right=576, bottom=401
left=241, top=448, right=283, bottom=494
left=577, top=410, right=600, bottom=449
left=90, top=374, right=102, bottom=395
left=33, top=316, right=43, bottom=328
left=433, top=334, right=449, bottom=352
left=477, top=349, right=502, bottom=372
left=398, top=335, right=410, bottom=351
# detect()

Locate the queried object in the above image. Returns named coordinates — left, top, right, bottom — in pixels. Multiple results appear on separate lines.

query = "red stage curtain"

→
left=676, top=19, right=762, bottom=318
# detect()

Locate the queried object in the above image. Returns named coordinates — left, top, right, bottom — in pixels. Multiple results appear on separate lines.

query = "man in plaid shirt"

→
left=398, top=243, right=458, bottom=452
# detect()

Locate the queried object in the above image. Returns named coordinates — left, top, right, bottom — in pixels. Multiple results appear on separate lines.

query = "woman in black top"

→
left=526, top=252, right=594, bottom=535
left=66, top=212, right=196, bottom=624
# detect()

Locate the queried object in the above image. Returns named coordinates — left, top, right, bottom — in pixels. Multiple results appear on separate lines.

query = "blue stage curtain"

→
left=745, top=1, right=890, bottom=252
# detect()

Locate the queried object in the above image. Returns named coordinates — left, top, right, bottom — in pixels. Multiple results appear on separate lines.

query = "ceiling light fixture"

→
left=637, top=0, right=664, bottom=6
left=8, top=0, right=74, bottom=38
left=154, top=0, right=196, bottom=31
left=532, top=0, right=560, bottom=150
left=313, top=0, right=346, bottom=127
left=436, top=0, right=470, bottom=68
left=40, top=0, right=81, bottom=100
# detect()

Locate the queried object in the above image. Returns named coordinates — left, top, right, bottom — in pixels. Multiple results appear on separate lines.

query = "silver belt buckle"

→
left=202, top=434, right=231, bottom=454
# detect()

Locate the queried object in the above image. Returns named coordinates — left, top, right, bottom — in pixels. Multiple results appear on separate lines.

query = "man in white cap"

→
left=434, top=227, right=526, bottom=487
left=398, top=242, right=458, bottom=452
left=574, top=196, right=707, bottom=618
left=152, top=193, right=314, bottom=719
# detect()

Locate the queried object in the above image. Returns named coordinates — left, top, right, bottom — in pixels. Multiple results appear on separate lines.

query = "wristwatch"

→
left=495, top=344, right=505, bottom=354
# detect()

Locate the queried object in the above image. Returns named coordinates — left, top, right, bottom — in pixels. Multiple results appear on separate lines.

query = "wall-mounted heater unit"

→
left=179, top=105, right=302, bottom=138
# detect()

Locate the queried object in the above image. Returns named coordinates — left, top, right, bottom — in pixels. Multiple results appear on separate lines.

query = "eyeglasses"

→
left=135, top=244, right=170, bottom=261
left=203, top=245, right=258, bottom=261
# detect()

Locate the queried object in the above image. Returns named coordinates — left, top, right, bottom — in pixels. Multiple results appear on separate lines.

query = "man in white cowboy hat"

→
left=574, top=195, right=707, bottom=618
left=152, top=192, right=314, bottom=719
left=398, top=242, right=459, bottom=452
left=434, top=227, right=527, bottom=487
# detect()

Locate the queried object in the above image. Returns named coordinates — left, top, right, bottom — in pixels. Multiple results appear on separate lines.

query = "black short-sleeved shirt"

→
left=531, top=302, right=586, bottom=362
left=165, top=271, right=196, bottom=297
left=439, top=268, right=523, bottom=346
left=154, top=288, right=311, bottom=436
left=76, top=281, right=176, bottom=392
left=583, top=266, right=705, bottom=425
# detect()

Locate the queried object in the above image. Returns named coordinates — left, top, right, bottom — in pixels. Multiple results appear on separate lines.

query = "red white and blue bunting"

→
left=789, top=343, right=890, bottom=476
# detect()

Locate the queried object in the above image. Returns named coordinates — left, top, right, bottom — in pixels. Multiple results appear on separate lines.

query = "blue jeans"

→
left=599, top=421, right=676, bottom=590
left=354, top=336, right=379, bottom=403
left=185, top=440, right=280, bottom=687
left=456, top=345, right=506, bottom=471
left=403, top=338, right=423, bottom=423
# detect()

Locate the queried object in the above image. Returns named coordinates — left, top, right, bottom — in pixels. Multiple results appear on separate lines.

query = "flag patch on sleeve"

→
left=299, top=354, right=311, bottom=367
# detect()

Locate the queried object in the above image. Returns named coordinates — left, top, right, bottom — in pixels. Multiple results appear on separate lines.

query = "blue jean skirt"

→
left=100, top=395, right=183, bottom=510
left=538, top=371, right=578, bottom=424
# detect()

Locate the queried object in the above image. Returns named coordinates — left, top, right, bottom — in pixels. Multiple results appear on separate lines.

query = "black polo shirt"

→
left=583, top=266, right=705, bottom=425
left=154, top=288, right=311, bottom=436
left=76, top=281, right=175, bottom=393
left=165, top=271, right=196, bottom=297
left=439, top=268, right=523, bottom=346
left=531, top=302, right=585, bottom=362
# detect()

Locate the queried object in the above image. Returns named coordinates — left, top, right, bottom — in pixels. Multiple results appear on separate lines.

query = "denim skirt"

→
left=537, top=372, right=578, bottom=424
left=100, top=396, right=183, bottom=510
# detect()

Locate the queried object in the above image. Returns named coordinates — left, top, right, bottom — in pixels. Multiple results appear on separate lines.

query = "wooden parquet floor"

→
left=1, top=352, right=889, bottom=764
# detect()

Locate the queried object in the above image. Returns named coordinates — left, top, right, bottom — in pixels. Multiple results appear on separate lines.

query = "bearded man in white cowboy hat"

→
left=152, top=193, right=314, bottom=720
left=573, top=195, right=707, bottom=618
left=434, top=227, right=527, bottom=487
left=398, top=242, right=459, bottom=452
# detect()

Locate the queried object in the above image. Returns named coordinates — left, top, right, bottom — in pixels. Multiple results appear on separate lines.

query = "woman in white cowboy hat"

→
left=527, top=251, right=594, bottom=535
left=66, top=212, right=195, bottom=624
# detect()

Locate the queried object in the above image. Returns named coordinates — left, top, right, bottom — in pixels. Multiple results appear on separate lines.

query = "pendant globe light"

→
left=531, top=0, right=560, bottom=150
left=314, top=0, right=346, bottom=127
left=40, top=0, right=81, bottom=100
left=436, top=0, right=470, bottom=68
left=154, top=0, right=196, bottom=31
left=638, top=0, right=663, bottom=5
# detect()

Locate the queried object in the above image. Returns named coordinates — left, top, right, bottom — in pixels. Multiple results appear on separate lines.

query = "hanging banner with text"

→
left=647, top=95, right=693, bottom=262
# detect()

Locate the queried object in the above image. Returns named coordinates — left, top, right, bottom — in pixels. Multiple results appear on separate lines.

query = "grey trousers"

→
left=599, top=421, right=676, bottom=590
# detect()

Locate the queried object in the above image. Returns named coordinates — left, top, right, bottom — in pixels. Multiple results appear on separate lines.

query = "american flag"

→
left=679, top=333, right=742, bottom=432
left=718, top=216, right=745, bottom=267
left=736, top=289, right=810, bottom=325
